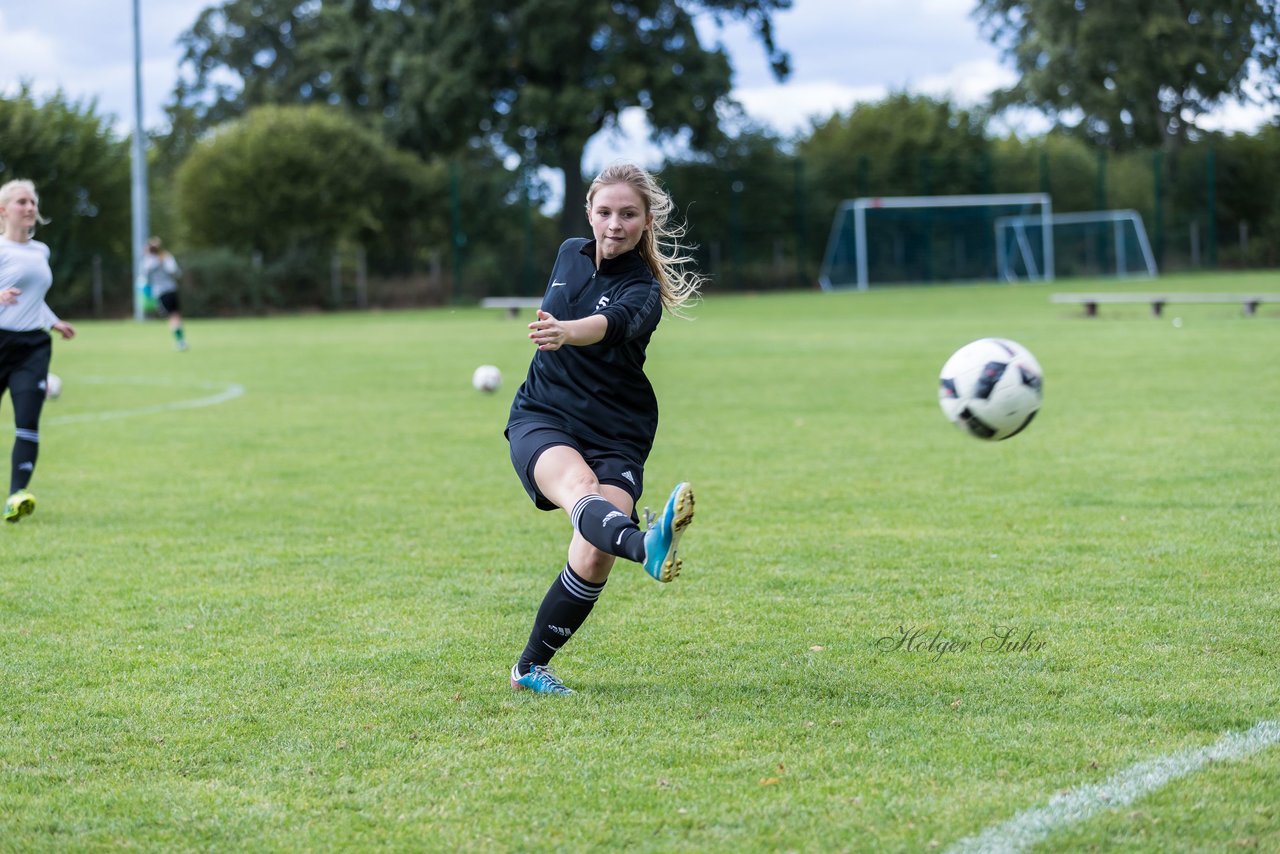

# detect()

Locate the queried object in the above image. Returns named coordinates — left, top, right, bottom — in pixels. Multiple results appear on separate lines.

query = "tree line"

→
left=1, top=0, right=1277, bottom=315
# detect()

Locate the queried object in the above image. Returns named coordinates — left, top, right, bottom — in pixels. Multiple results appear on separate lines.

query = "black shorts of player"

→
left=0, top=329, right=53, bottom=397
left=506, top=420, right=645, bottom=515
left=158, top=291, right=181, bottom=314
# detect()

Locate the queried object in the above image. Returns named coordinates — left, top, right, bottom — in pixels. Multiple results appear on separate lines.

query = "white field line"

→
left=947, top=719, right=1280, bottom=854
left=43, top=375, right=246, bottom=425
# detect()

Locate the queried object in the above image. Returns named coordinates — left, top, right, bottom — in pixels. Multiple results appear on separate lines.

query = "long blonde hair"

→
left=0, top=179, right=50, bottom=238
left=586, top=163, right=702, bottom=315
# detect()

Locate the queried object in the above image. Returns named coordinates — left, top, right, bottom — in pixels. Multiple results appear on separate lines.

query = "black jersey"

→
left=507, top=238, right=664, bottom=462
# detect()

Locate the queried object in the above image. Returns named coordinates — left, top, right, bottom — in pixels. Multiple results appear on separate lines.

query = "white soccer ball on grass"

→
left=472, top=365, right=502, bottom=393
left=45, top=373, right=62, bottom=400
left=938, top=338, right=1042, bottom=440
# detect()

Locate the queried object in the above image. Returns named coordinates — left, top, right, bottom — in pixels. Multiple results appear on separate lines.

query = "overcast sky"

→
left=2, top=0, right=1276, bottom=172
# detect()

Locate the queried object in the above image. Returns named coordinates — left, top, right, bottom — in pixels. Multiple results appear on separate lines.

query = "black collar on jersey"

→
left=579, top=240, right=649, bottom=276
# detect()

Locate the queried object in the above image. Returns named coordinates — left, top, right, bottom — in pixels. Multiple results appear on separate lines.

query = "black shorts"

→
left=158, top=291, right=181, bottom=314
left=506, top=420, right=645, bottom=512
left=0, top=329, right=53, bottom=397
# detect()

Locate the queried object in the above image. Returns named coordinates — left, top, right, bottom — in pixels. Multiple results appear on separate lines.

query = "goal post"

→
left=994, top=209, right=1158, bottom=281
left=819, top=193, right=1054, bottom=290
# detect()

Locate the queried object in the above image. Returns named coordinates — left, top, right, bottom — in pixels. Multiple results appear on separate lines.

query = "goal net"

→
left=819, top=193, right=1053, bottom=290
left=994, top=209, right=1157, bottom=281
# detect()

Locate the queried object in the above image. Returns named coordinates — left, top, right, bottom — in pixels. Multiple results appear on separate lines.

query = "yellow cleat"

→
left=4, top=490, right=35, bottom=523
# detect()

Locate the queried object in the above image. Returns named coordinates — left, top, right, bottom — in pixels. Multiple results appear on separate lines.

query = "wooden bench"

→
left=1050, top=293, right=1279, bottom=318
left=480, top=296, right=542, bottom=318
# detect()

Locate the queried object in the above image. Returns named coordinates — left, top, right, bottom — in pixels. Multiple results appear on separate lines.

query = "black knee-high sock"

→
left=10, top=428, right=38, bottom=493
left=570, top=494, right=646, bottom=563
left=518, top=564, right=606, bottom=673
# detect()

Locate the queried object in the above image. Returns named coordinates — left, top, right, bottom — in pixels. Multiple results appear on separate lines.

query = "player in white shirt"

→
left=0, top=179, right=77, bottom=522
left=142, top=237, right=188, bottom=350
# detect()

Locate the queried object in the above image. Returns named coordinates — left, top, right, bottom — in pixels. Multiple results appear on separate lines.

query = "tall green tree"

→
left=974, top=0, right=1280, bottom=149
left=455, top=0, right=791, bottom=234
left=0, top=87, right=132, bottom=314
left=174, top=0, right=416, bottom=142
left=171, top=0, right=792, bottom=234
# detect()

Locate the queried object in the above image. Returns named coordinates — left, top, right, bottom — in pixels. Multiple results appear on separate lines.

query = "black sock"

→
left=518, top=564, right=606, bottom=673
left=570, top=494, right=645, bottom=563
left=10, top=429, right=38, bottom=493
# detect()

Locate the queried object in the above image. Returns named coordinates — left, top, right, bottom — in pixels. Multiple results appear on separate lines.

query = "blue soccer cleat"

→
left=4, top=490, right=35, bottom=523
left=510, top=663, right=574, bottom=695
left=642, top=481, right=695, bottom=583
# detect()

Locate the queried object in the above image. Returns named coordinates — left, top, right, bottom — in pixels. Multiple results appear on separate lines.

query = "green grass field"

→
left=2, top=271, right=1278, bottom=851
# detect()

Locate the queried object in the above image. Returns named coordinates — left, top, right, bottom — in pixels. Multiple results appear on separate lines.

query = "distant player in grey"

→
left=143, top=237, right=188, bottom=350
left=0, top=179, right=77, bottom=523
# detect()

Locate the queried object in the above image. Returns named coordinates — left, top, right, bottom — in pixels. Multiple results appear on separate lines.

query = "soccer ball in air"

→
left=472, top=365, right=502, bottom=393
left=45, top=373, right=62, bottom=400
left=938, top=338, right=1042, bottom=440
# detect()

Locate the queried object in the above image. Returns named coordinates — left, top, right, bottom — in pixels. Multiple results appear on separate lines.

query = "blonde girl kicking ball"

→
left=505, top=163, right=703, bottom=694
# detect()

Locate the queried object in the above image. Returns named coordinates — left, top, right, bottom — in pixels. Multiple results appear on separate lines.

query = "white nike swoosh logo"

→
left=551, top=281, right=566, bottom=287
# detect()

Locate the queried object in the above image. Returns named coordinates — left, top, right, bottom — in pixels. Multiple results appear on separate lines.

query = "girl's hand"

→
left=528, top=309, right=567, bottom=351
left=52, top=320, right=76, bottom=340
left=0, top=287, right=19, bottom=306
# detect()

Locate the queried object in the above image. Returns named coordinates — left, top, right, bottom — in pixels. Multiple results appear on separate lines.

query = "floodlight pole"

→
left=130, top=0, right=149, bottom=321
left=854, top=203, right=868, bottom=290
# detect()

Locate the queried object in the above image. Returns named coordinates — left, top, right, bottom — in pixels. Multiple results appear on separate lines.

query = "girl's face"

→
left=588, top=182, right=651, bottom=261
left=0, top=187, right=40, bottom=237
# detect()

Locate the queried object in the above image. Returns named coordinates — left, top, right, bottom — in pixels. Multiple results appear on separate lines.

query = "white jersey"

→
left=0, top=236, right=60, bottom=332
left=143, top=253, right=181, bottom=296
